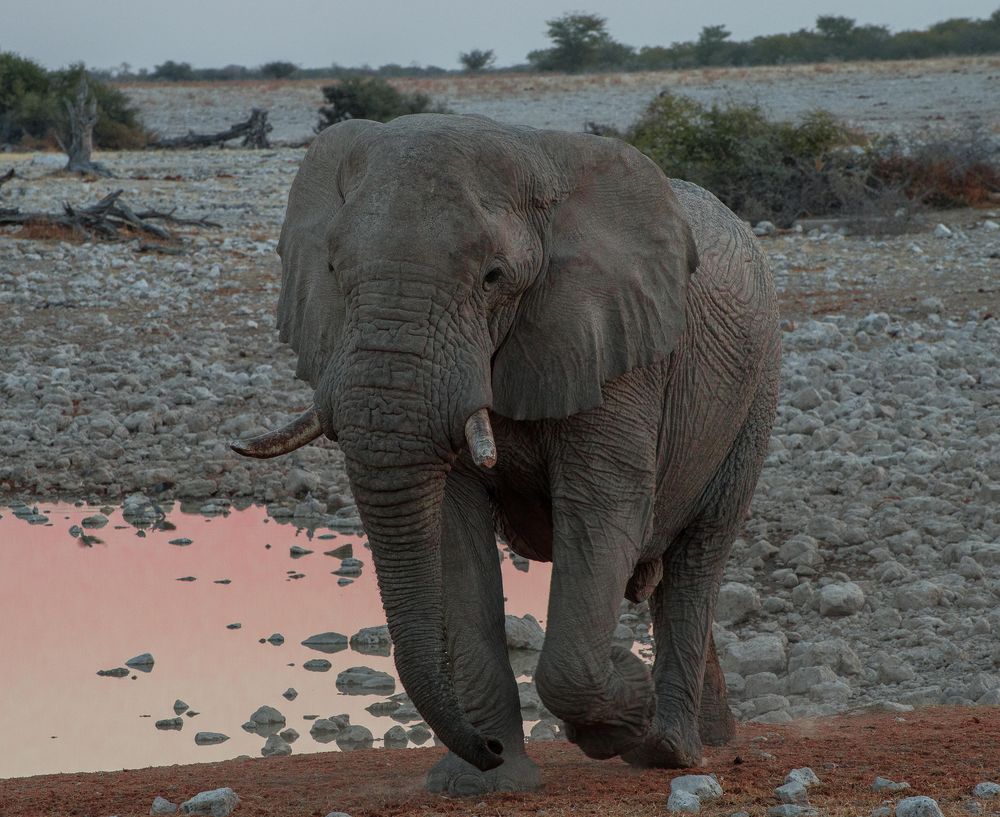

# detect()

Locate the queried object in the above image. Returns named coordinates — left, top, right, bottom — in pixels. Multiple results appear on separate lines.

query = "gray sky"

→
left=6, top=0, right=999, bottom=71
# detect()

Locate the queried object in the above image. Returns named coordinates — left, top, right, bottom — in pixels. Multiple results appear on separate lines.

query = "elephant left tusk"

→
left=465, top=408, right=497, bottom=470
left=230, top=408, right=324, bottom=459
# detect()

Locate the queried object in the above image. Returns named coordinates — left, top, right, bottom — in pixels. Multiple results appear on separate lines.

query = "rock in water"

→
left=335, top=666, right=395, bottom=693
left=125, top=652, right=155, bottom=672
left=194, top=732, right=229, bottom=745
left=301, top=632, right=348, bottom=653
left=262, top=734, right=292, bottom=757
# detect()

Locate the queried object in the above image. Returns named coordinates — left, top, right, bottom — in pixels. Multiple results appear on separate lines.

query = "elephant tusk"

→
left=465, top=408, right=497, bottom=470
left=230, top=408, right=325, bottom=459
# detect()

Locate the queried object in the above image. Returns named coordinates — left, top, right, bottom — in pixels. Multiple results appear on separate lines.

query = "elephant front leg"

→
left=534, top=494, right=656, bottom=761
left=425, top=471, right=541, bottom=795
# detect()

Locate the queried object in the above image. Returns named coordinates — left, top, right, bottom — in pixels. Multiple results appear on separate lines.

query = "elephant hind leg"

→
left=623, top=376, right=776, bottom=769
left=699, top=630, right=736, bottom=746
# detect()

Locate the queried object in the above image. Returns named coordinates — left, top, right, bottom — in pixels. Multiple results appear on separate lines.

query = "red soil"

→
left=2, top=707, right=997, bottom=817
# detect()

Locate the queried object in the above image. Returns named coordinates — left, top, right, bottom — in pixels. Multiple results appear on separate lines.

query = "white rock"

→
left=721, top=635, right=788, bottom=676
left=932, top=223, right=953, bottom=238
left=668, top=790, right=701, bottom=813
left=670, top=774, right=723, bottom=800
left=716, top=582, right=761, bottom=625
left=873, top=777, right=910, bottom=792
left=819, top=582, right=865, bottom=616
left=895, top=796, right=944, bottom=817
left=151, top=796, right=178, bottom=815
left=786, top=767, right=821, bottom=787
left=776, top=781, right=810, bottom=805
left=973, top=782, right=1000, bottom=799
left=180, top=787, right=239, bottom=816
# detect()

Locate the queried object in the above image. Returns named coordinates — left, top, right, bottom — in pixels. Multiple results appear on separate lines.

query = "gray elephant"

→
left=232, top=114, right=779, bottom=794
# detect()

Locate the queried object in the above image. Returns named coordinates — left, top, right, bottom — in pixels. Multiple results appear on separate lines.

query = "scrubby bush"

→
left=316, top=76, right=445, bottom=129
left=626, top=92, right=858, bottom=224
left=621, top=91, right=1000, bottom=226
left=868, top=130, right=1000, bottom=209
left=0, top=53, right=146, bottom=148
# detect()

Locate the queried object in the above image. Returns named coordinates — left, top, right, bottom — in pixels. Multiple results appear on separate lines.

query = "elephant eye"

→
left=483, top=266, right=503, bottom=287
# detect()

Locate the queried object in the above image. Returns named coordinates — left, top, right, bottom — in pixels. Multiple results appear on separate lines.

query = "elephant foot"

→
left=621, top=716, right=704, bottom=769
left=560, top=647, right=656, bottom=760
left=426, top=749, right=542, bottom=795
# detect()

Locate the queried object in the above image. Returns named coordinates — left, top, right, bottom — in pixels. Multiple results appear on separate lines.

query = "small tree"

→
left=528, top=13, right=629, bottom=72
left=695, top=24, right=731, bottom=64
left=459, top=49, right=495, bottom=72
left=816, top=15, right=857, bottom=40
left=260, top=60, right=298, bottom=79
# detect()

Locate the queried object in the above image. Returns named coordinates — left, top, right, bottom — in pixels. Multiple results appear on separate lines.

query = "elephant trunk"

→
left=322, top=286, right=500, bottom=771
left=346, top=458, right=502, bottom=770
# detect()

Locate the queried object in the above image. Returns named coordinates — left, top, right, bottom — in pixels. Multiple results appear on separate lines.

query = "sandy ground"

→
left=2, top=707, right=998, bottom=816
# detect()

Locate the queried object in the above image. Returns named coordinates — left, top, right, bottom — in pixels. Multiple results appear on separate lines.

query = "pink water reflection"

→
left=0, top=503, right=552, bottom=778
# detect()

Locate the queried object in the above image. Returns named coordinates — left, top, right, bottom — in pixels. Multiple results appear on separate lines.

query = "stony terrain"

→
left=1, top=59, right=1000, bottom=784
left=2, top=708, right=999, bottom=816
left=121, top=56, right=1000, bottom=142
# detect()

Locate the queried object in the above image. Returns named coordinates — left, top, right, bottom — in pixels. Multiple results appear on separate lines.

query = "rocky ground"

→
left=2, top=708, right=999, bottom=816
left=1, top=60, right=1000, bottom=801
left=121, top=56, right=1000, bottom=142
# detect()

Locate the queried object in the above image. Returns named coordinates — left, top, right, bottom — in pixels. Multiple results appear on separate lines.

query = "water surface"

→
left=0, top=503, right=552, bottom=778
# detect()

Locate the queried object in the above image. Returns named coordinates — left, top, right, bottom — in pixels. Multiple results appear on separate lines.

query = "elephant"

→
left=231, top=113, right=780, bottom=794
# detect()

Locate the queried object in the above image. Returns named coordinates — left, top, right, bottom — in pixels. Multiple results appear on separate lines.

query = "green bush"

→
left=317, top=76, right=444, bottom=130
left=626, top=92, right=860, bottom=224
left=0, top=53, right=146, bottom=148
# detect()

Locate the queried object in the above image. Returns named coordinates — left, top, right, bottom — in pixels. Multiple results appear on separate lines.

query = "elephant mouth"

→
left=230, top=406, right=498, bottom=469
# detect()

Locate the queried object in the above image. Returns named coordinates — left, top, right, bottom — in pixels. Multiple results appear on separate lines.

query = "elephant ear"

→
left=276, top=119, right=379, bottom=387
left=491, top=133, right=698, bottom=421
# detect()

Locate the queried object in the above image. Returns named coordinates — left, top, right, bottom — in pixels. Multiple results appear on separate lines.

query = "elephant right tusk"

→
left=465, top=408, right=497, bottom=470
left=230, top=408, right=324, bottom=459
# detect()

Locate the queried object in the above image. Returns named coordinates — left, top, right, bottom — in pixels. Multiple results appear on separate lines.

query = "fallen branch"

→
left=150, top=108, right=273, bottom=149
left=0, top=189, right=220, bottom=246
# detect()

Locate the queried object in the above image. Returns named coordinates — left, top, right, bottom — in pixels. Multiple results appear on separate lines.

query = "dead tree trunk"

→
left=63, top=76, right=111, bottom=176
left=241, top=108, right=272, bottom=148
left=150, top=108, right=273, bottom=149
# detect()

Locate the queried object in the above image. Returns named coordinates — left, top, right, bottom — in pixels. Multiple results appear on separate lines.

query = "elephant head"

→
left=232, top=114, right=697, bottom=771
